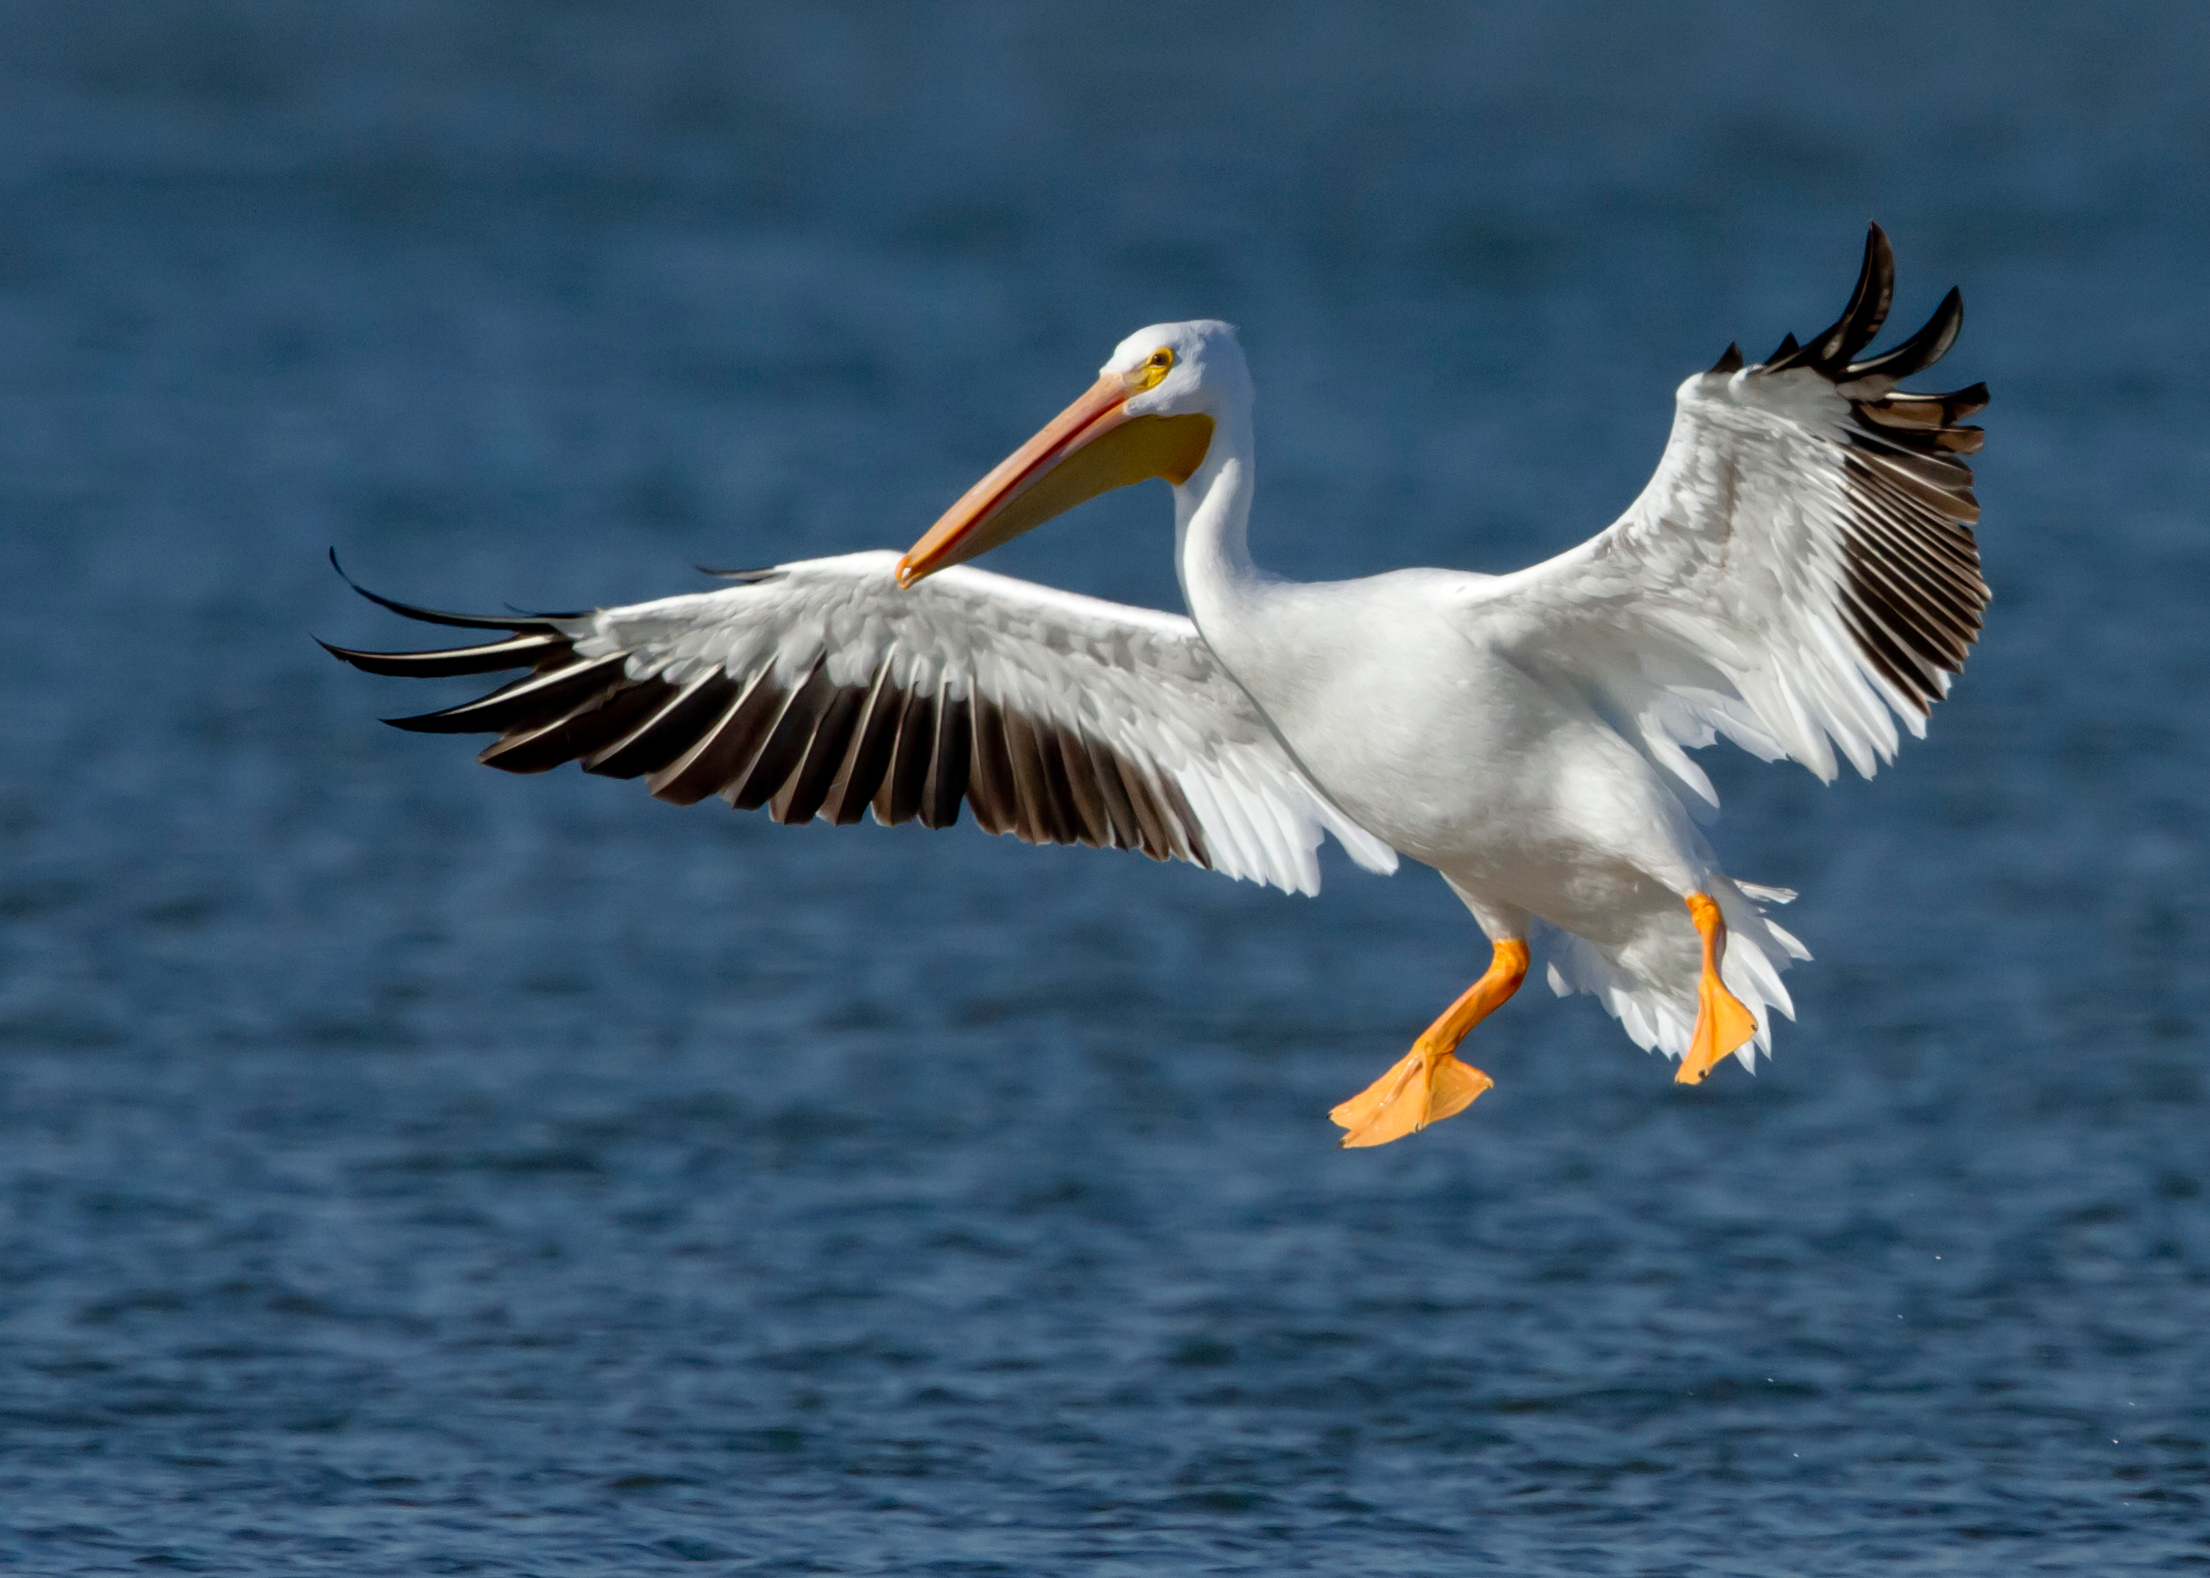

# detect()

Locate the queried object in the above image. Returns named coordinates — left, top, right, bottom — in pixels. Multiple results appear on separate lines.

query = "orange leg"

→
left=1675, top=892, right=1759, bottom=1085
left=1331, top=939, right=1528, bottom=1149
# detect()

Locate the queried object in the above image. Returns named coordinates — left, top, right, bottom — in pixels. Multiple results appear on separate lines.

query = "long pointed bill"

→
left=896, top=373, right=1213, bottom=587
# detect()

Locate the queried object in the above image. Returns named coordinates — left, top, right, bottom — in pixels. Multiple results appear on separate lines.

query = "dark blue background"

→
left=2, top=5, right=2205, bottom=1572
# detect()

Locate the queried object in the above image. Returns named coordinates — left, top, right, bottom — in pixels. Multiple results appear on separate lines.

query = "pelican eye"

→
left=1129, top=346, right=1175, bottom=392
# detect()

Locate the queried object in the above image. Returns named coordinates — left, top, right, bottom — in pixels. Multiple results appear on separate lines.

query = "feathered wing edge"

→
left=1754, top=224, right=1987, bottom=756
left=319, top=552, right=1396, bottom=897
left=1666, top=225, right=1989, bottom=788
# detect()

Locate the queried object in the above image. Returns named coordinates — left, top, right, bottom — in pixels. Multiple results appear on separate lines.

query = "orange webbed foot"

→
left=1330, top=938, right=1525, bottom=1148
left=1675, top=892, right=1759, bottom=1085
left=1331, top=1045, right=1493, bottom=1148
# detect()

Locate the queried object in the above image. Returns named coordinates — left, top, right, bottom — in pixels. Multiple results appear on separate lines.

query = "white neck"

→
left=1171, top=405, right=1266, bottom=635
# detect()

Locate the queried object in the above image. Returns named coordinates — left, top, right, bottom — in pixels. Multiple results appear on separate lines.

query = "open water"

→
left=1, top=5, right=2206, bottom=1573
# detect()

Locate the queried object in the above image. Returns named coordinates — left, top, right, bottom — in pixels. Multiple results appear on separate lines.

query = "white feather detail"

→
left=1538, top=881, right=1807, bottom=1070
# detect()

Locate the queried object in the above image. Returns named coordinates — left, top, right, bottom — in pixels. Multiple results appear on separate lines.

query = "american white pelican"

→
left=326, top=224, right=1987, bottom=1148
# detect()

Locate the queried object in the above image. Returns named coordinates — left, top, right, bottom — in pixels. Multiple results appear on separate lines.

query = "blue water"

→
left=2, top=5, right=2206, bottom=1572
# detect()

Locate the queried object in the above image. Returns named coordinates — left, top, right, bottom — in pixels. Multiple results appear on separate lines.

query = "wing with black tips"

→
left=323, top=551, right=1398, bottom=896
left=1463, top=223, right=1990, bottom=800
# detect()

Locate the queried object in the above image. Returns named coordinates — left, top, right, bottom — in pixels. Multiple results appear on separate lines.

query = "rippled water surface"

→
left=2, top=5, right=2207, bottom=1573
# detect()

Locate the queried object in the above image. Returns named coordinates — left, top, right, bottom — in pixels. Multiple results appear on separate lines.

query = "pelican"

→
left=324, top=225, right=1987, bottom=1148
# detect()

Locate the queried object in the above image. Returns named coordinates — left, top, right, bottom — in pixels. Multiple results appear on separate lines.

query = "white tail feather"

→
left=1538, top=880, right=1807, bottom=1070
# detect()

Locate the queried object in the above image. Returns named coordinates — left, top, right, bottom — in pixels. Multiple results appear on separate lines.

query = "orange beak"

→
left=895, top=373, right=1214, bottom=588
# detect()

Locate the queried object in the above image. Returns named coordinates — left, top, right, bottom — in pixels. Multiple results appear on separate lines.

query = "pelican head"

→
left=896, top=320, right=1246, bottom=587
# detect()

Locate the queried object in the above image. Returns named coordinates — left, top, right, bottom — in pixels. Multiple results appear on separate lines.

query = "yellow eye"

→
left=1130, top=346, right=1175, bottom=391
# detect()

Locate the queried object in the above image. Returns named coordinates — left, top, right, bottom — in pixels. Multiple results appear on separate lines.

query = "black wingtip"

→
left=377, top=703, right=479, bottom=734
left=1707, top=342, right=1744, bottom=375
left=325, top=547, right=564, bottom=632
left=314, top=629, right=565, bottom=678
left=1762, top=224, right=1896, bottom=375
left=695, top=565, right=787, bottom=583
left=1845, top=286, right=1964, bottom=382
left=1762, top=331, right=1800, bottom=366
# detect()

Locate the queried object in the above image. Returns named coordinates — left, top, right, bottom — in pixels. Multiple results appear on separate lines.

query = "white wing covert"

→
left=323, top=550, right=1396, bottom=896
left=1461, top=225, right=1989, bottom=808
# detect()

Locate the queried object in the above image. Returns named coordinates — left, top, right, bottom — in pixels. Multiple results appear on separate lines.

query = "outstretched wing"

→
left=322, top=549, right=1397, bottom=896
left=1462, top=224, right=1989, bottom=805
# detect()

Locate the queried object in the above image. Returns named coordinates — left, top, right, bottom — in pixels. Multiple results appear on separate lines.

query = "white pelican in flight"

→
left=326, top=225, right=1987, bottom=1148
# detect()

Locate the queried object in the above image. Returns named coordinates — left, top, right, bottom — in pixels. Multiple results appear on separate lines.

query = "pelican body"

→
left=327, top=226, right=1987, bottom=1147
